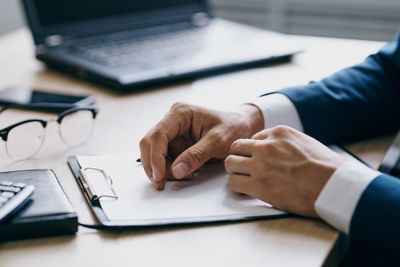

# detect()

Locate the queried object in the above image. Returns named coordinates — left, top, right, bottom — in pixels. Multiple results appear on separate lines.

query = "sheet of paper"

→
left=76, top=152, right=286, bottom=222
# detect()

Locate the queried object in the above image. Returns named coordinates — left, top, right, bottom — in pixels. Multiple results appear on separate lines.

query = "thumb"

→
left=171, top=137, right=214, bottom=179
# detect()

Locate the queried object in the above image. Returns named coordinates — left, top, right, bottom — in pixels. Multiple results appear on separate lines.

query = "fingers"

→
left=140, top=130, right=169, bottom=183
left=152, top=159, right=174, bottom=190
left=140, top=104, right=190, bottom=184
left=224, top=155, right=251, bottom=175
left=228, top=173, right=253, bottom=195
left=139, top=137, right=152, bottom=179
left=229, top=138, right=256, bottom=156
left=150, top=132, right=169, bottom=182
left=251, top=129, right=271, bottom=140
left=171, top=136, right=216, bottom=179
left=252, top=126, right=297, bottom=140
left=225, top=141, right=254, bottom=196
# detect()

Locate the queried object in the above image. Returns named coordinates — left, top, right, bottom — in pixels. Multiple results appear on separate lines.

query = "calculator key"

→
left=1, top=192, right=15, bottom=198
left=0, top=186, right=20, bottom=193
left=12, top=183, right=26, bottom=188
left=11, top=187, right=21, bottom=193
left=0, top=181, right=13, bottom=186
left=0, top=185, right=13, bottom=191
left=0, top=196, right=9, bottom=203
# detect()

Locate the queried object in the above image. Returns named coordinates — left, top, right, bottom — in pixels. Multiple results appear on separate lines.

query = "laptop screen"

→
left=23, top=0, right=207, bottom=44
left=34, top=0, right=204, bottom=26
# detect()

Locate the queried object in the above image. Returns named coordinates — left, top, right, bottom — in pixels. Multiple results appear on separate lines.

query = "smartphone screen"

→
left=0, top=87, right=94, bottom=112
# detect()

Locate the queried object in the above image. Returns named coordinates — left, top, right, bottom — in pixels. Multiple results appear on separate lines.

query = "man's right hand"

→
left=139, top=102, right=264, bottom=190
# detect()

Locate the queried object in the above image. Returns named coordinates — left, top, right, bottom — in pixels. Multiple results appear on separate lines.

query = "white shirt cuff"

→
left=249, top=93, right=304, bottom=131
left=315, top=161, right=380, bottom=234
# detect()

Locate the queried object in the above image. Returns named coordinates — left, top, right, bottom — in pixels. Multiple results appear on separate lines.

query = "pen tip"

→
left=136, top=158, right=141, bottom=163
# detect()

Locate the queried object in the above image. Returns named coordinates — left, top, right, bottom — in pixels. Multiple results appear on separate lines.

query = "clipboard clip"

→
left=78, top=167, right=119, bottom=202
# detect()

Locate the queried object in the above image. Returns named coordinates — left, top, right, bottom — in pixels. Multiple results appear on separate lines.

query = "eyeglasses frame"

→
left=0, top=106, right=98, bottom=159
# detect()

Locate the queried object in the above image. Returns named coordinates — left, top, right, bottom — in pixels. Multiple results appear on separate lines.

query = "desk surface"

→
left=0, top=29, right=392, bottom=267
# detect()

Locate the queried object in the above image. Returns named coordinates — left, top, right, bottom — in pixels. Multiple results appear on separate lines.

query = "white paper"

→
left=76, top=152, right=286, bottom=223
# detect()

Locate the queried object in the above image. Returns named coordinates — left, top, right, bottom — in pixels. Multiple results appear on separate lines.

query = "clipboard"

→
left=67, top=152, right=289, bottom=229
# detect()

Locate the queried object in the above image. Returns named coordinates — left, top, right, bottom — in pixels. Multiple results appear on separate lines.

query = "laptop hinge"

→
left=45, top=35, right=64, bottom=47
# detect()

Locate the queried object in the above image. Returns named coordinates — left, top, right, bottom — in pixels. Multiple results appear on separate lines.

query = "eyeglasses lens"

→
left=6, top=121, right=45, bottom=160
left=59, top=110, right=95, bottom=146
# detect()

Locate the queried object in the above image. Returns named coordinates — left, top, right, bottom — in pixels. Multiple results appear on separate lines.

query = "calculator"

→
left=0, top=181, right=35, bottom=223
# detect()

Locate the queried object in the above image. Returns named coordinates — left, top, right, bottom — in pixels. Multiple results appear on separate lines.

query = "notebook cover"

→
left=0, top=169, right=78, bottom=242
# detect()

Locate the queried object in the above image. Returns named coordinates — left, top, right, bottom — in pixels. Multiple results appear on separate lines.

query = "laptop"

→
left=22, top=0, right=301, bottom=92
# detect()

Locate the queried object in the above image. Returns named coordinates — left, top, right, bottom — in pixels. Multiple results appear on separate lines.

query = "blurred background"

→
left=1, top=0, right=400, bottom=41
left=0, top=0, right=25, bottom=36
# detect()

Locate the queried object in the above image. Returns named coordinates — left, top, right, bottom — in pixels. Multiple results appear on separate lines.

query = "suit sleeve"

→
left=255, top=34, right=400, bottom=262
left=346, top=174, right=400, bottom=262
left=269, top=33, right=400, bottom=144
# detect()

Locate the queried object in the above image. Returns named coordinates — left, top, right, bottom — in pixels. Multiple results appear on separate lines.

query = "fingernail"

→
left=173, top=162, right=189, bottom=179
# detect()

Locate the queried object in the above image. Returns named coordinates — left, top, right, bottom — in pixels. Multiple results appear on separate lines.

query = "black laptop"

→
left=22, top=0, right=301, bottom=92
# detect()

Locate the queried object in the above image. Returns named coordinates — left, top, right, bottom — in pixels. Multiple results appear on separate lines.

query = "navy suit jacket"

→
left=270, top=33, right=400, bottom=264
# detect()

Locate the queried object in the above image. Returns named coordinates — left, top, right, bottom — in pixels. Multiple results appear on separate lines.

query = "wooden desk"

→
left=0, top=29, right=391, bottom=267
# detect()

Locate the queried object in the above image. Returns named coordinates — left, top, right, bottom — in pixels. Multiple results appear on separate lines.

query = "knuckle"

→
left=229, top=138, right=248, bottom=154
left=271, top=125, right=291, bottom=137
left=254, top=140, right=280, bottom=157
left=171, top=101, right=185, bottom=109
left=208, top=130, right=222, bottom=140
left=256, top=129, right=268, bottom=136
left=139, top=137, right=148, bottom=148
left=229, top=141, right=238, bottom=153
left=209, top=130, right=230, bottom=146
left=251, top=132, right=262, bottom=140
left=150, top=130, right=167, bottom=143
left=170, top=102, right=190, bottom=113
left=186, top=147, right=205, bottom=165
left=154, top=121, right=168, bottom=132
left=231, top=138, right=242, bottom=148
left=255, top=140, right=271, bottom=150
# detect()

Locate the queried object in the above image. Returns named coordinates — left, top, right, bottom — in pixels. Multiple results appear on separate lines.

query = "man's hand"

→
left=140, top=102, right=264, bottom=190
left=224, top=126, right=347, bottom=217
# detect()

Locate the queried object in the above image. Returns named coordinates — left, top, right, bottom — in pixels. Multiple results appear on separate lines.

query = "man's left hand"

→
left=224, top=126, right=347, bottom=217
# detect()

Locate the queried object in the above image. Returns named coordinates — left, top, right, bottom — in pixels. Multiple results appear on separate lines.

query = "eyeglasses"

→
left=0, top=106, right=98, bottom=160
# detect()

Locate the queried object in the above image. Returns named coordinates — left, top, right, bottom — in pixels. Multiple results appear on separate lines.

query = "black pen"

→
left=137, top=156, right=174, bottom=163
left=136, top=157, right=194, bottom=181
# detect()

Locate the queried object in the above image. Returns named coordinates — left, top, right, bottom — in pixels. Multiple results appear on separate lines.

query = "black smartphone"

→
left=0, top=87, right=95, bottom=113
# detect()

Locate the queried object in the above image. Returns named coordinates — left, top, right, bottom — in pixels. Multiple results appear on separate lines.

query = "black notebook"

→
left=0, top=169, right=78, bottom=242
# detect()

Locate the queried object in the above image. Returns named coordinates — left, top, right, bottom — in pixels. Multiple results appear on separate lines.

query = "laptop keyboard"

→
left=68, top=28, right=206, bottom=68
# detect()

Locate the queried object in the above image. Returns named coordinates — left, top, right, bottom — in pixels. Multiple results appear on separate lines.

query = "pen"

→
left=137, top=155, right=174, bottom=163
left=136, top=157, right=195, bottom=181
